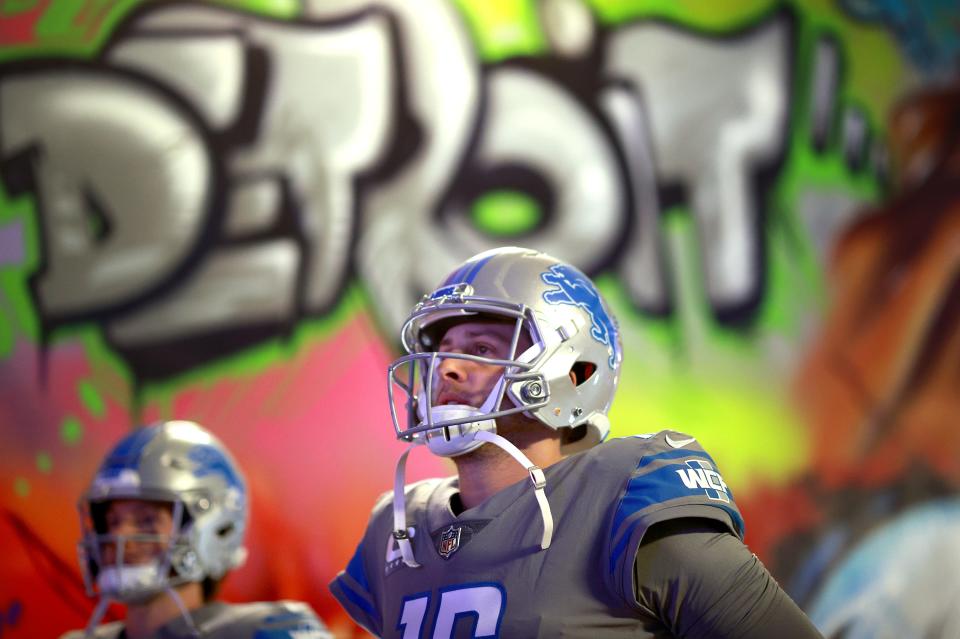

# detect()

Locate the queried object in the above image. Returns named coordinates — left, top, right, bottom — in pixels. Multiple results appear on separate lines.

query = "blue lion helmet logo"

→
left=188, top=445, right=245, bottom=491
left=541, top=264, right=620, bottom=369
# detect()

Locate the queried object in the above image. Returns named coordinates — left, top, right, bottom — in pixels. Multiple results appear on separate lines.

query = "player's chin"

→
left=494, top=412, right=539, bottom=434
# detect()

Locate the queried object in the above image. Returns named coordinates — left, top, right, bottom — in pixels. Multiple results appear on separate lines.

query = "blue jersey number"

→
left=398, top=583, right=505, bottom=638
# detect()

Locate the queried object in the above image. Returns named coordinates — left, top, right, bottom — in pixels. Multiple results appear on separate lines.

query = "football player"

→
left=62, top=420, right=330, bottom=639
left=331, top=247, right=823, bottom=637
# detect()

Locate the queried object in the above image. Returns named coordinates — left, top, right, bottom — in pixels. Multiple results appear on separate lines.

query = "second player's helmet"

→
left=77, top=420, right=248, bottom=605
left=388, top=246, right=622, bottom=457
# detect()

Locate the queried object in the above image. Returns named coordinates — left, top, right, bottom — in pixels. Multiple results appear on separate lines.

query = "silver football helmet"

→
left=77, top=420, right=247, bottom=618
left=387, top=247, right=622, bottom=568
left=388, top=246, right=622, bottom=457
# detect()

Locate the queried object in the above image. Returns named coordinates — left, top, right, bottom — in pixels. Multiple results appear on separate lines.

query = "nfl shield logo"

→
left=438, top=525, right=462, bottom=558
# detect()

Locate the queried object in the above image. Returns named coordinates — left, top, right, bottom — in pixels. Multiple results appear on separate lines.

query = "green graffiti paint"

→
left=596, top=273, right=681, bottom=353
left=13, top=477, right=30, bottom=498
left=0, top=0, right=915, bottom=496
left=34, top=1, right=89, bottom=40
left=233, top=0, right=300, bottom=18
left=0, top=308, right=12, bottom=360
left=78, top=380, right=106, bottom=419
left=0, top=0, right=38, bottom=17
left=454, top=0, right=548, bottom=61
left=471, top=190, right=542, bottom=236
left=61, top=417, right=83, bottom=446
left=0, top=185, right=41, bottom=343
left=609, top=365, right=810, bottom=490
left=35, top=452, right=52, bottom=474
left=589, top=0, right=777, bottom=31
left=0, top=0, right=297, bottom=62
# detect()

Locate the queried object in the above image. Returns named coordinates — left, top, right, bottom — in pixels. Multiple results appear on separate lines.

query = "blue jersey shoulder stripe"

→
left=608, top=452, right=745, bottom=572
left=609, top=524, right=634, bottom=575
left=612, top=451, right=716, bottom=533
left=345, top=544, right=370, bottom=593
left=338, top=577, right=377, bottom=618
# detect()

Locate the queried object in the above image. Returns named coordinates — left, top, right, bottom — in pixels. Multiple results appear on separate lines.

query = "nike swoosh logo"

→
left=665, top=434, right=696, bottom=448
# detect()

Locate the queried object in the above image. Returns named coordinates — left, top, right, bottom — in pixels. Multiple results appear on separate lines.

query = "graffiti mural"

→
left=0, top=0, right=956, bottom=636
left=771, top=79, right=960, bottom=637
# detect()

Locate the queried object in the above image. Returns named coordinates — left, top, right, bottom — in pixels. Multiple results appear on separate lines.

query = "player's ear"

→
left=568, top=362, right=597, bottom=386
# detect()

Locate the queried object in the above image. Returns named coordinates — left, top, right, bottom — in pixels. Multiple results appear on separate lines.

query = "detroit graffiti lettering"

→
left=0, top=2, right=879, bottom=381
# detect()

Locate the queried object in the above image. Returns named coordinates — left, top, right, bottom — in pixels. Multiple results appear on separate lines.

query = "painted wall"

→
left=0, top=0, right=957, bottom=636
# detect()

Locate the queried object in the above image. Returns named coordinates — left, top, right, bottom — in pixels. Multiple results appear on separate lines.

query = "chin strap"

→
left=474, top=431, right=554, bottom=550
left=83, top=597, right=111, bottom=639
left=391, top=433, right=555, bottom=569
left=83, top=587, right=200, bottom=638
left=166, top=586, right=200, bottom=638
left=392, top=444, right=421, bottom=568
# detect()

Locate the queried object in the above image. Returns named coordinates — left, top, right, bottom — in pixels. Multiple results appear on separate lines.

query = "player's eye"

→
left=474, top=343, right=492, bottom=356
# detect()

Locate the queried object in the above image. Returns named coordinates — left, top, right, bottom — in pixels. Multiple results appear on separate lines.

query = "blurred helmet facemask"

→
left=77, top=421, right=248, bottom=638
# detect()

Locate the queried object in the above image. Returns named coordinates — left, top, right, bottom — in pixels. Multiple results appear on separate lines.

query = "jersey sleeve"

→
left=249, top=601, right=333, bottom=639
left=634, top=520, right=824, bottom=638
left=328, top=492, right=391, bottom=636
left=603, top=431, right=745, bottom=607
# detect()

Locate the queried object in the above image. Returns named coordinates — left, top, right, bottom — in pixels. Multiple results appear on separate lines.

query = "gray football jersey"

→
left=330, top=431, right=744, bottom=638
left=60, top=600, right=331, bottom=639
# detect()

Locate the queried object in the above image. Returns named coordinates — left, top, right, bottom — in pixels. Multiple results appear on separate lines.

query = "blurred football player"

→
left=62, top=420, right=330, bottom=639
left=331, top=246, right=823, bottom=637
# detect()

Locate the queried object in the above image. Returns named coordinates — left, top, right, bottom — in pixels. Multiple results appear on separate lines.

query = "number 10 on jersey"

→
left=398, top=583, right=506, bottom=638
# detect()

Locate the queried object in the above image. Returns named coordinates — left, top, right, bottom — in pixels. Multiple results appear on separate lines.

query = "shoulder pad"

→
left=250, top=601, right=330, bottom=638
left=201, top=601, right=330, bottom=639
left=612, top=429, right=701, bottom=453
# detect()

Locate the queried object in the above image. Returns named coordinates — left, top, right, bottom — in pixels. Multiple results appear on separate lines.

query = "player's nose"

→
left=437, top=355, right=466, bottom=382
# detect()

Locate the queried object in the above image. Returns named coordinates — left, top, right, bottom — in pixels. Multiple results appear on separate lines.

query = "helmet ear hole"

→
left=570, top=362, right=597, bottom=386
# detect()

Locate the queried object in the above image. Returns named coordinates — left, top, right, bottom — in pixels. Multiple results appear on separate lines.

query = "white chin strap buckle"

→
left=529, top=466, right=546, bottom=490
left=473, top=432, right=554, bottom=551
left=392, top=447, right=421, bottom=568
left=473, top=430, right=554, bottom=551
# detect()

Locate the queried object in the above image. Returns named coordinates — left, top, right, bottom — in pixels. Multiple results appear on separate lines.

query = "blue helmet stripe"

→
left=462, top=253, right=496, bottom=284
left=99, top=425, right=161, bottom=475
left=442, top=262, right=473, bottom=287
left=440, top=252, right=496, bottom=288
